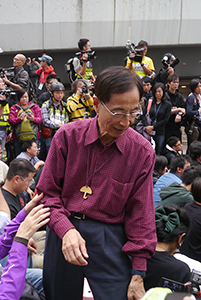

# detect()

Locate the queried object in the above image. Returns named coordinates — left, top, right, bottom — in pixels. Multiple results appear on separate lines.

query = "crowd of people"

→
left=0, top=37, right=201, bottom=300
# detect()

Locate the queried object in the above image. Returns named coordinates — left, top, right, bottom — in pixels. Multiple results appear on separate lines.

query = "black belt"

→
left=71, top=212, right=93, bottom=221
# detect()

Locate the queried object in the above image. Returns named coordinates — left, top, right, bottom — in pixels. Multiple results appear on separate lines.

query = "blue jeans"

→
left=26, top=268, right=44, bottom=293
left=153, top=135, right=165, bottom=155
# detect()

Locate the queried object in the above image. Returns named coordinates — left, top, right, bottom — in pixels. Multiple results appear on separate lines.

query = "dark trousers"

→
left=43, top=218, right=132, bottom=300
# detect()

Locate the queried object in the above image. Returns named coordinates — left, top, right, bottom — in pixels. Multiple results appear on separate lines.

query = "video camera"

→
left=0, top=67, right=15, bottom=80
left=0, top=88, right=18, bottom=106
left=160, top=269, right=201, bottom=298
left=126, top=41, right=145, bottom=63
left=161, top=55, right=180, bottom=69
left=75, top=50, right=97, bottom=62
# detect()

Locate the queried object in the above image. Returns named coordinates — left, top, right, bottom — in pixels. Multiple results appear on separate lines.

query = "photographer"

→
left=0, top=78, right=11, bottom=159
left=156, top=53, right=179, bottom=85
left=73, top=38, right=96, bottom=82
left=67, top=79, right=94, bottom=121
left=185, top=79, right=201, bottom=150
left=2, top=54, right=29, bottom=91
left=126, top=40, right=155, bottom=78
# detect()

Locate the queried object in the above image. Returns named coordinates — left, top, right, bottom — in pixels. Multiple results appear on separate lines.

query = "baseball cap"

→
left=38, top=55, right=53, bottom=64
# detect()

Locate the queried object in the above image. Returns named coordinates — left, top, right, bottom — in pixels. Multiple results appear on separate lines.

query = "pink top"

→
left=9, top=102, right=42, bottom=140
left=37, top=116, right=157, bottom=270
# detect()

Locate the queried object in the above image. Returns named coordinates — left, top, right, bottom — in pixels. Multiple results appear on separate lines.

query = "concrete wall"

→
left=1, top=0, right=201, bottom=53
left=1, top=0, right=201, bottom=86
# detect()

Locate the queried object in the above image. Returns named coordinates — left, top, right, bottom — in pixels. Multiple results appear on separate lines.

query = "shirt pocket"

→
left=98, top=178, right=134, bottom=218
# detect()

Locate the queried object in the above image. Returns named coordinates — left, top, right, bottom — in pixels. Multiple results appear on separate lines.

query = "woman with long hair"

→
left=144, top=82, right=172, bottom=154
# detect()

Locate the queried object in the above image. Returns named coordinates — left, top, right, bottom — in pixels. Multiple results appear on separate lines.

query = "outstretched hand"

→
left=24, top=193, right=44, bottom=215
left=16, top=204, right=50, bottom=240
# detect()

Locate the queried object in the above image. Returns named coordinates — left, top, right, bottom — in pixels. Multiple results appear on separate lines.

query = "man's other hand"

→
left=62, top=228, right=89, bottom=266
left=127, top=275, right=145, bottom=300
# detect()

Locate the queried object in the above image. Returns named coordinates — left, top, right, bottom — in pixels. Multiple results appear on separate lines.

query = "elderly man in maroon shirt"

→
left=37, top=66, right=157, bottom=300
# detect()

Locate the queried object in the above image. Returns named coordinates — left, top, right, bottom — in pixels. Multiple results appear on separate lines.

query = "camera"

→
left=126, top=41, right=145, bottom=63
left=82, top=85, right=88, bottom=94
left=0, top=88, right=18, bottom=106
left=75, top=50, right=97, bottom=62
left=160, top=270, right=201, bottom=298
left=0, top=67, right=15, bottom=80
left=161, top=56, right=180, bottom=69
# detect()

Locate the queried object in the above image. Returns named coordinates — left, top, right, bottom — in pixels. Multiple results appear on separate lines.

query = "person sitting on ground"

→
left=16, top=139, right=44, bottom=170
left=162, top=136, right=183, bottom=168
left=154, top=155, right=191, bottom=206
left=67, top=79, right=94, bottom=121
left=188, top=140, right=201, bottom=166
left=153, top=155, right=168, bottom=185
left=158, top=165, right=201, bottom=207
left=144, top=205, right=191, bottom=291
left=0, top=192, right=50, bottom=300
left=180, top=177, right=201, bottom=263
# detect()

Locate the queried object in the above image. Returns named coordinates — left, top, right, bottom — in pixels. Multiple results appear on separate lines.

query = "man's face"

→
left=13, top=55, right=24, bottom=69
left=52, top=90, right=64, bottom=103
left=143, top=82, right=152, bottom=93
left=95, top=87, right=140, bottom=145
left=194, top=83, right=201, bottom=95
left=27, top=142, right=38, bottom=158
left=16, top=172, right=35, bottom=194
left=0, top=78, right=6, bottom=91
left=173, top=140, right=183, bottom=153
left=83, top=42, right=91, bottom=51
left=46, top=79, right=58, bottom=91
left=138, top=45, right=147, bottom=56
left=180, top=160, right=191, bottom=179
left=168, top=79, right=179, bottom=93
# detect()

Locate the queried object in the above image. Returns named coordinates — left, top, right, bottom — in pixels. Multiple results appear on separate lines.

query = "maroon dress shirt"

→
left=37, top=116, right=157, bottom=270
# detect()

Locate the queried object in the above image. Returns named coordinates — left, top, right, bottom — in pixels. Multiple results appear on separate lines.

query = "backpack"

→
left=0, top=266, right=46, bottom=300
left=15, top=104, right=38, bottom=141
left=64, top=58, right=76, bottom=83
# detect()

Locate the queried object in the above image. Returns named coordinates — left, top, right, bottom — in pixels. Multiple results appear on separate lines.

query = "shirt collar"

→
left=84, top=115, right=126, bottom=154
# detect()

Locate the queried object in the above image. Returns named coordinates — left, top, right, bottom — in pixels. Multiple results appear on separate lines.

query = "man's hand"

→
left=0, top=94, right=6, bottom=101
left=2, top=75, right=9, bottom=85
left=27, top=187, right=34, bottom=199
left=28, top=237, right=37, bottom=254
left=127, top=275, right=145, bottom=300
left=24, top=193, right=44, bottom=215
left=145, top=125, right=154, bottom=135
left=26, top=57, right=31, bottom=66
left=62, top=228, right=89, bottom=266
left=82, top=53, right=88, bottom=62
left=167, top=66, right=174, bottom=75
left=34, top=160, right=45, bottom=170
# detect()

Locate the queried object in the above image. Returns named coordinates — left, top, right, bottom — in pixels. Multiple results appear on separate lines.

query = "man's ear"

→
left=13, top=175, right=20, bottom=185
left=93, top=96, right=100, bottom=114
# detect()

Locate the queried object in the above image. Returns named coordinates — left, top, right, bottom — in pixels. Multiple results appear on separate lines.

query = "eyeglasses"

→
left=175, top=143, right=182, bottom=147
left=101, top=101, right=142, bottom=119
left=18, top=175, right=33, bottom=186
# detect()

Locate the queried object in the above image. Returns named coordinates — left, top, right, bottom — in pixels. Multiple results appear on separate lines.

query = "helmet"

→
left=50, top=82, right=65, bottom=92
